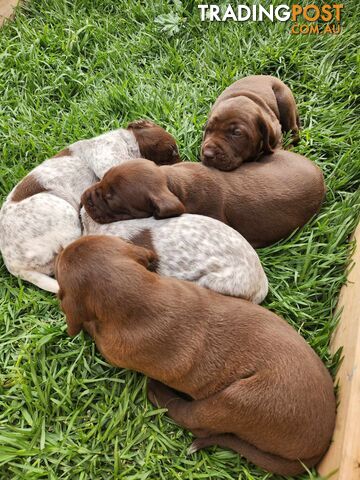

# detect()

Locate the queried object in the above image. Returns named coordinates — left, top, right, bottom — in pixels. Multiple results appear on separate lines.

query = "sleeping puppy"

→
left=81, top=210, right=268, bottom=303
left=81, top=150, right=325, bottom=248
left=56, top=235, right=336, bottom=476
left=0, top=120, right=180, bottom=293
left=201, top=75, right=300, bottom=170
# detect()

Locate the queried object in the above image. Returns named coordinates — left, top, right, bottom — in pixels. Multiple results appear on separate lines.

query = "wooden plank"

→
left=318, top=222, right=360, bottom=479
left=0, top=0, right=20, bottom=26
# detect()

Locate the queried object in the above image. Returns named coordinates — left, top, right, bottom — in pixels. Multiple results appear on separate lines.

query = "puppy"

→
left=81, top=209, right=268, bottom=303
left=82, top=150, right=325, bottom=248
left=201, top=75, right=300, bottom=170
left=56, top=235, right=336, bottom=476
left=0, top=120, right=180, bottom=293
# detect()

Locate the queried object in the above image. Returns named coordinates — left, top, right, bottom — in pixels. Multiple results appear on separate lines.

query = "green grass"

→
left=0, top=1, right=359, bottom=479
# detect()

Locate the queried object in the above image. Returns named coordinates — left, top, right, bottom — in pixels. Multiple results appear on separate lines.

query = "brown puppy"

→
left=81, top=150, right=325, bottom=248
left=56, top=235, right=336, bottom=476
left=127, top=119, right=181, bottom=165
left=201, top=75, right=300, bottom=170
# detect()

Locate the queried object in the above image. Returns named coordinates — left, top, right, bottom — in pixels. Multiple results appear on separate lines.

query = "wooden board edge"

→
left=318, top=222, right=360, bottom=479
left=0, top=0, right=21, bottom=26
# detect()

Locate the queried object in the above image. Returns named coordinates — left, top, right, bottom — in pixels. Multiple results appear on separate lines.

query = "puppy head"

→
left=201, top=97, right=280, bottom=171
left=127, top=119, right=181, bottom=165
left=55, top=235, right=157, bottom=337
left=81, top=159, right=185, bottom=224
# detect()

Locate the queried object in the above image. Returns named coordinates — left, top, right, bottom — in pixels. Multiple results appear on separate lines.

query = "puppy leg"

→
left=189, top=433, right=320, bottom=476
left=147, top=379, right=230, bottom=436
left=196, top=269, right=267, bottom=304
left=272, top=84, right=300, bottom=144
left=147, top=379, right=318, bottom=476
left=148, top=378, right=260, bottom=435
left=0, top=194, right=82, bottom=293
left=14, top=270, right=59, bottom=293
left=196, top=270, right=249, bottom=299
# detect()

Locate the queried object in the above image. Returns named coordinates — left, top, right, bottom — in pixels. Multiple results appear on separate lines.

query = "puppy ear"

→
left=127, top=119, right=156, bottom=130
left=258, top=114, right=278, bottom=154
left=60, top=295, right=86, bottom=336
left=130, top=244, right=158, bottom=271
left=150, top=191, right=185, bottom=219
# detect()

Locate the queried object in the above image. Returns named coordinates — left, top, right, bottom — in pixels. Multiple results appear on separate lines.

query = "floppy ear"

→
left=60, top=295, right=87, bottom=336
left=150, top=190, right=185, bottom=219
left=257, top=114, right=278, bottom=154
left=129, top=244, right=158, bottom=271
left=127, top=119, right=156, bottom=130
left=127, top=121, right=158, bottom=161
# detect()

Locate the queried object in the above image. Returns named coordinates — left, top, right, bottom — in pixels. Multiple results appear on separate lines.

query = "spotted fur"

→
left=81, top=211, right=268, bottom=303
left=0, top=128, right=146, bottom=292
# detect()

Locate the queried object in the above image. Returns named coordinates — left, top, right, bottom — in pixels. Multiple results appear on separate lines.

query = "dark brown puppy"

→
left=81, top=150, right=325, bottom=248
left=56, top=235, right=336, bottom=476
left=127, top=119, right=181, bottom=165
left=201, top=75, right=300, bottom=170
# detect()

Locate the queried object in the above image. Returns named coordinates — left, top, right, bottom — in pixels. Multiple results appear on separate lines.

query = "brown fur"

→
left=53, top=147, right=71, bottom=158
left=201, top=75, right=300, bottom=171
left=127, top=119, right=181, bottom=165
left=11, top=173, right=47, bottom=202
left=81, top=150, right=325, bottom=248
left=130, top=229, right=159, bottom=272
left=55, top=235, right=336, bottom=476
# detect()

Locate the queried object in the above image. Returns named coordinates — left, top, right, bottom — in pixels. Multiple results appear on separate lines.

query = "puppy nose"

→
left=202, top=148, right=215, bottom=161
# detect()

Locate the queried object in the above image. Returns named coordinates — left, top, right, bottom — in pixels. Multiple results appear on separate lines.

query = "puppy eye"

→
left=104, top=187, right=115, bottom=201
left=232, top=128, right=241, bottom=136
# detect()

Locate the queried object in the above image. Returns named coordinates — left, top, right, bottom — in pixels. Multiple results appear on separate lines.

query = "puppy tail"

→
left=188, top=433, right=323, bottom=476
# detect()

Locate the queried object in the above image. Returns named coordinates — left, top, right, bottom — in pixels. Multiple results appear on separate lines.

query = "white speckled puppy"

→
left=0, top=120, right=180, bottom=293
left=81, top=210, right=268, bottom=303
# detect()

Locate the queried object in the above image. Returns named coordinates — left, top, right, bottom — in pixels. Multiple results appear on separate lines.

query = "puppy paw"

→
left=187, top=441, right=200, bottom=455
left=147, top=378, right=160, bottom=407
left=147, top=378, right=180, bottom=408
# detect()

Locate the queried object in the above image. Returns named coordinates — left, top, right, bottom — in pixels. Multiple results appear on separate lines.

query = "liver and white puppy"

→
left=56, top=235, right=335, bottom=476
left=201, top=75, right=300, bottom=170
left=81, top=150, right=325, bottom=248
left=81, top=210, right=268, bottom=303
left=0, top=120, right=180, bottom=293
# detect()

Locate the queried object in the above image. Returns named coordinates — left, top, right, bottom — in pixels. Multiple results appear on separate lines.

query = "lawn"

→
left=0, top=1, right=359, bottom=479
